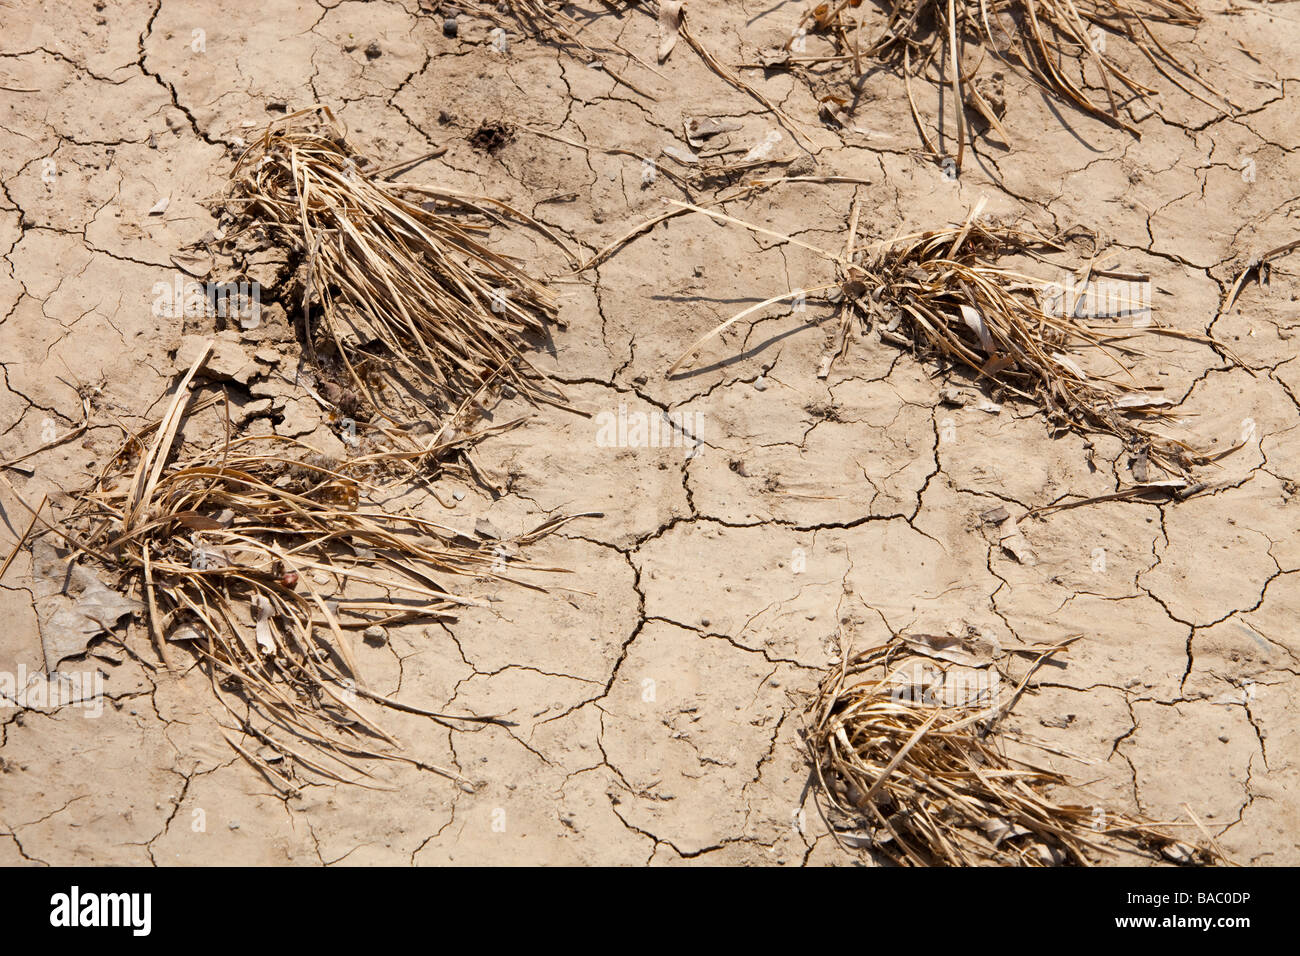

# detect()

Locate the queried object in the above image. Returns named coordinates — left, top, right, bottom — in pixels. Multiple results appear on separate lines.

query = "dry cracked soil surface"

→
left=0, top=0, right=1298, bottom=865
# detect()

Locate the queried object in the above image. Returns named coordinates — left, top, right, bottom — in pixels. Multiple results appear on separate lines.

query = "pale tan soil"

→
left=0, top=0, right=1297, bottom=865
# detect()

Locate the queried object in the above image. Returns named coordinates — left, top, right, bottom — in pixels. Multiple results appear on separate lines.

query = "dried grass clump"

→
left=667, top=200, right=1233, bottom=477
left=805, top=640, right=1222, bottom=865
left=785, top=0, right=1228, bottom=165
left=840, top=211, right=1209, bottom=474
left=226, top=106, right=566, bottom=445
left=43, top=348, right=573, bottom=789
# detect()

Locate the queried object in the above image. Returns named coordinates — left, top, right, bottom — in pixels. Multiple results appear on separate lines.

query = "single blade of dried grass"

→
left=0, top=493, right=46, bottom=585
left=667, top=285, right=837, bottom=376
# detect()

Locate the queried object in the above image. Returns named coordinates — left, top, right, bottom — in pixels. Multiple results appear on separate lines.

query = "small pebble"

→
left=753, top=376, right=768, bottom=391
left=364, top=40, right=382, bottom=59
left=363, top=625, right=387, bottom=645
left=443, top=17, right=459, bottom=38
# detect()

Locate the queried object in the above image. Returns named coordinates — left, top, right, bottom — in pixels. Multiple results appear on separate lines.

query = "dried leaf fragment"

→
left=658, top=1, right=683, bottom=63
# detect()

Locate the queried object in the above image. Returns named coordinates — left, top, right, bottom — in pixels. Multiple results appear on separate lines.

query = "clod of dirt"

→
left=980, top=506, right=1010, bottom=525
left=176, top=333, right=259, bottom=385
left=684, top=116, right=741, bottom=145
left=970, top=72, right=1007, bottom=119
left=786, top=153, right=817, bottom=177
left=804, top=400, right=842, bottom=422
left=469, top=120, right=514, bottom=154
left=365, top=40, right=382, bottom=59
left=1040, top=714, right=1076, bottom=729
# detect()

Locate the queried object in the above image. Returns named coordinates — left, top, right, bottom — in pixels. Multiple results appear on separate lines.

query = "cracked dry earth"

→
left=0, top=0, right=1298, bottom=867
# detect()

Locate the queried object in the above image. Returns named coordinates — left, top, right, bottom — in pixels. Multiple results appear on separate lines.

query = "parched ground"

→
left=1, top=0, right=1298, bottom=865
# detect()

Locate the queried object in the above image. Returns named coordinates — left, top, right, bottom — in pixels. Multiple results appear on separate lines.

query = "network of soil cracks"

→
left=0, top=0, right=1297, bottom=864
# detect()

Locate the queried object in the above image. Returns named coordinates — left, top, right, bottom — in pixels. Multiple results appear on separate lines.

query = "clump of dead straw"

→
left=667, top=199, right=1235, bottom=477
left=36, top=346, right=576, bottom=790
left=226, top=106, right=568, bottom=449
left=805, top=638, right=1223, bottom=865
left=783, top=0, right=1230, bottom=165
